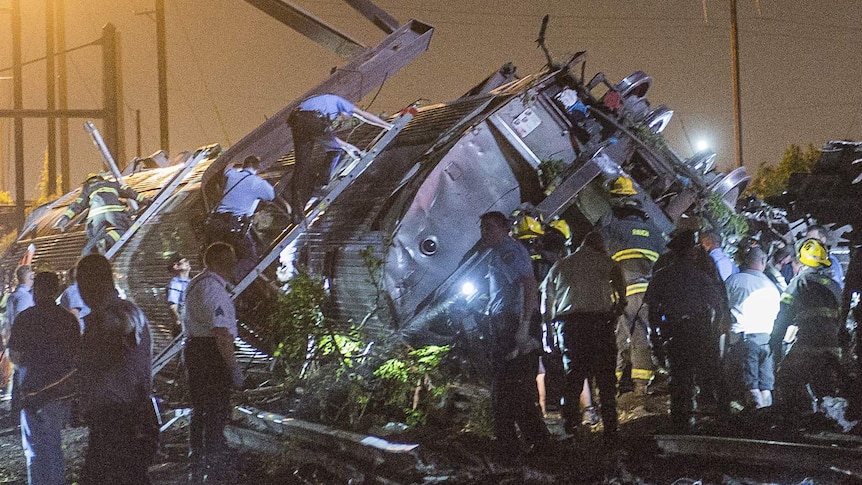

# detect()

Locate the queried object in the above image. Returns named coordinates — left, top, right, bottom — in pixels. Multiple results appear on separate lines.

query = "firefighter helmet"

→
left=609, top=176, right=637, bottom=196
left=547, top=218, right=572, bottom=242
left=796, top=238, right=831, bottom=268
left=512, top=214, right=544, bottom=239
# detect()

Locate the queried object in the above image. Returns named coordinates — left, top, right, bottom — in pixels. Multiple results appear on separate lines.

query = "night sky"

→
left=1, top=0, right=860, bottom=198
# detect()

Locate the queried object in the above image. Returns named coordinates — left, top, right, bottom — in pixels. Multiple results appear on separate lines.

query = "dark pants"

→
left=662, top=313, right=726, bottom=429
left=204, top=212, right=256, bottom=280
left=82, top=211, right=132, bottom=255
left=288, top=110, right=341, bottom=218
left=557, top=312, right=618, bottom=432
left=775, top=346, right=842, bottom=413
left=80, top=402, right=157, bottom=485
left=488, top=311, right=549, bottom=452
left=184, top=338, right=231, bottom=464
left=615, top=292, right=653, bottom=388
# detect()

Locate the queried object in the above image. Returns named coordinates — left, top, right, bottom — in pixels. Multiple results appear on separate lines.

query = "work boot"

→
left=582, top=406, right=600, bottom=427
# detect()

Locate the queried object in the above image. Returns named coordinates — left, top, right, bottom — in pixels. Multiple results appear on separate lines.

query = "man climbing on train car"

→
left=287, top=94, right=393, bottom=224
left=55, top=173, right=151, bottom=255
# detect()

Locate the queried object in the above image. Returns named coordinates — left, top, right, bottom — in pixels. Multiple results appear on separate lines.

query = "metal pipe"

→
left=84, top=120, right=138, bottom=211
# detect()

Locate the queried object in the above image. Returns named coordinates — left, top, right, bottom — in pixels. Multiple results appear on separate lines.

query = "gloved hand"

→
left=142, top=197, right=155, bottom=206
left=231, top=365, right=244, bottom=389
left=54, top=215, right=70, bottom=232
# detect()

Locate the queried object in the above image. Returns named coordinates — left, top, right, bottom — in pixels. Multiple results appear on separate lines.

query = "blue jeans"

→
left=21, top=400, right=70, bottom=485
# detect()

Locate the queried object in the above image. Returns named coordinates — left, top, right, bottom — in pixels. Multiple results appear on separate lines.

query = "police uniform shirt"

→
left=167, top=275, right=190, bottom=313
left=59, top=283, right=90, bottom=333
left=182, top=270, right=237, bottom=339
left=486, top=236, right=533, bottom=316
left=215, top=168, right=276, bottom=217
left=299, top=94, right=355, bottom=121
left=5, top=284, right=34, bottom=327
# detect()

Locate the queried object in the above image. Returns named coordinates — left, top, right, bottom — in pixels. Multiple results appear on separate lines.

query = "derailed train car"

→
left=0, top=55, right=749, bottom=367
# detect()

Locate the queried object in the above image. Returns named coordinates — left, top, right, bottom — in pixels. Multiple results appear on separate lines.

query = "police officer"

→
left=771, top=238, right=846, bottom=413
left=56, top=173, right=149, bottom=255
left=206, top=155, right=275, bottom=279
left=600, top=176, right=666, bottom=396
left=287, top=94, right=392, bottom=224
left=478, top=211, right=549, bottom=456
left=182, top=242, right=242, bottom=481
left=644, top=231, right=726, bottom=431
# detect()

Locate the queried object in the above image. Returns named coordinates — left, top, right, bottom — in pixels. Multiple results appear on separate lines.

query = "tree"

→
left=746, top=143, right=820, bottom=199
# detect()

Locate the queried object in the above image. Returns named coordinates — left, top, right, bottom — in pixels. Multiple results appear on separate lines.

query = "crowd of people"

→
left=0, top=93, right=857, bottom=482
left=477, top=175, right=858, bottom=458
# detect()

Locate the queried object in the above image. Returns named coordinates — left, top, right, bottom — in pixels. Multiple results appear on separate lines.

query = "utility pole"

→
left=46, top=0, right=58, bottom=196
left=57, top=0, right=71, bottom=193
left=156, top=0, right=169, bottom=152
left=730, top=0, right=744, bottom=169
left=12, top=0, right=25, bottom=230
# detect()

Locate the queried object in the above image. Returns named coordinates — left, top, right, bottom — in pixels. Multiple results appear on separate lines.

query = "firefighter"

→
left=600, top=176, right=666, bottom=397
left=512, top=210, right=574, bottom=419
left=55, top=173, right=149, bottom=255
left=771, top=238, right=847, bottom=413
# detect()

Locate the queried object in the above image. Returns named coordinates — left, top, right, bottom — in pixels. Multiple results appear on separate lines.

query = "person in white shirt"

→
left=725, top=247, right=781, bottom=409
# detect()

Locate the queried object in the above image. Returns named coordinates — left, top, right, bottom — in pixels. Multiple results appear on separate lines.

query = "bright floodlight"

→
left=460, top=281, right=477, bottom=297
left=695, top=139, right=710, bottom=152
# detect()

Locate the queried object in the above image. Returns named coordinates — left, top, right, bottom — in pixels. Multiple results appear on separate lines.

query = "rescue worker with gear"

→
left=478, top=211, right=550, bottom=457
left=205, top=155, right=275, bottom=280
left=771, top=238, right=847, bottom=414
left=511, top=209, right=572, bottom=419
left=644, top=230, right=727, bottom=432
left=541, top=231, right=627, bottom=438
left=55, top=173, right=150, bottom=255
left=600, top=176, right=666, bottom=397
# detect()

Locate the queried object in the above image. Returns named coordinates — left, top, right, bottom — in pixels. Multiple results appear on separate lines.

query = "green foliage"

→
left=538, top=159, right=566, bottom=193
left=265, top=269, right=327, bottom=365
left=746, top=143, right=819, bottom=199
left=631, top=123, right=668, bottom=152
left=704, top=193, right=749, bottom=242
left=373, top=345, right=451, bottom=427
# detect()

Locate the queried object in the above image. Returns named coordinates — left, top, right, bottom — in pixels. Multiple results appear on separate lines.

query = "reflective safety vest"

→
left=602, top=212, right=666, bottom=295
left=64, top=177, right=145, bottom=221
left=775, top=267, right=843, bottom=348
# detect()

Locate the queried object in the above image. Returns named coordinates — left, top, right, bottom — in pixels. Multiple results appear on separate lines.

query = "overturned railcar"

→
left=0, top=57, right=749, bottom=365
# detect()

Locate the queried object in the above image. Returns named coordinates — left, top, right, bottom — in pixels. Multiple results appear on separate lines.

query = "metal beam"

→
left=244, top=0, right=365, bottom=60
left=343, top=0, right=399, bottom=34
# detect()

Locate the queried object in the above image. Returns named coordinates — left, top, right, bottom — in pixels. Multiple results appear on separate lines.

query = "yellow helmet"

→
left=547, top=218, right=572, bottom=242
left=513, top=214, right=544, bottom=239
left=609, top=176, right=637, bottom=196
left=796, top=238, right=831, bottom=268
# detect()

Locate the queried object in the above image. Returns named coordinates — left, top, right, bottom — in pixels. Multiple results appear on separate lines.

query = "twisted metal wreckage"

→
left=4, top=2, right=861, bottom=481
